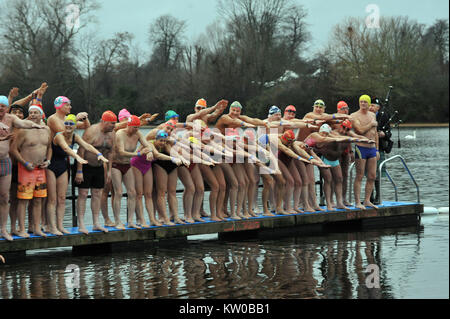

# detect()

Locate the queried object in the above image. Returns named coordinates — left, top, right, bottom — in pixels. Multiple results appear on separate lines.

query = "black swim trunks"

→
left=74, top=164, right=105, bottom=189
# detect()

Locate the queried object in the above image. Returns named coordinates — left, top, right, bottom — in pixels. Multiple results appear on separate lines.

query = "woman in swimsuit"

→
left=151, top=130, right=188, bottom=225
left=46, top=114, right=109, bottom=235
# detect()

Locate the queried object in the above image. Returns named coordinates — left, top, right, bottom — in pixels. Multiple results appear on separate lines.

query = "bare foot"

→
left=200, top=210, right=209, bottom=217
left=163, top=220, right=175, bottom=226
left=150, top=219, right=163, bottom=227
left=140, top=223, right=150, bottom=229
left=1, top=230, right=13, bottom=241
left=33, top=229, right=47, bottom=238
left=128, top=223, right=142, bottom=229
left=115, top=223, right=126, bottom=230
left=344, top=201, right=352, bottom=206
left=193, top=216, right=205, bottom=223
left=263, top=210, right=275, bottom=217
left=336, top=204, right=350, bottom=210
left=294, top=208, right=304, bottom=214
left=210, top=216, right=222, bottom=222
left=16, top=231, right=30, bottom=238
left=242, top=212, right=252, bottom=219
left=355, top=203, right=366, bottom=210
left=78, top=227, right=89, bottom=235
left=314, top=206, right=325, bottom=212
left=59, top=228, right=71, bottom=235
left=185, top=218, right=195, bottom=223
left=12, top=230, right=22, bottom=237
left=49, top=227, right=63, bottom=236
left=173, top=218, right=186, bottom=225
left=230, top=214, right=241, bottom=220
left=104, top=220, right=116, bottom=227
left=326, top=205, right=334, bottom=211
left=93, top=225, right=109, bottom=232
left=363, top=201, right=378, bottom=209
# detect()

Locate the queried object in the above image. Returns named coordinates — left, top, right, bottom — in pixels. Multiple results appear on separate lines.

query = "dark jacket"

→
left=376, top=108, right=393, bottom=153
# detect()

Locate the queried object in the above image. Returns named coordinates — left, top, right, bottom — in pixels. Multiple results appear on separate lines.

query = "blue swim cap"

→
left=0, top=95, right=9, bottom=107
left=268, top=105, right=281, bottom=116
left=156, top=130, right=169, bottom=140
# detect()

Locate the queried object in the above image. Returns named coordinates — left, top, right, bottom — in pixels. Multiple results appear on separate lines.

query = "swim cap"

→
left=64, top=114, right=77, bottom=124
left=313, top=99, right=326, bottom=107
left=165, top=110, right=179, bottom=122
left=319, top=123, right=332, bottom=133
left=285, top=105, right=296, bottom=113
left=10, top=104, right=27, bottom=114
left=118, top=109, right=131, bottom=122
left=156, top=130, right=168, bottom=140
left=341, top=119, right=352, bottom=129
left=188, top=136, right=200, bottom=145
left=258, top=134, right=269, bottom=146
left=195, top=98, right=207, bottom=108
left=28, top=105, right=43, bottom=115
left=127, top=115, right=140, bottom=127
left=102, top=110, right=117, bottom=122
left=268, top=106, right=281, bottom=116
left=0, top=95, right=9, bottom=107
left=54, top=96, right=70, bottom=109
left=359, top=95, right=371, bottom=105
left=337, top=101, right=348, bottom=110
left=281, top=130, right=295, bottom=142
left=230, top=101, right=243, bottom=109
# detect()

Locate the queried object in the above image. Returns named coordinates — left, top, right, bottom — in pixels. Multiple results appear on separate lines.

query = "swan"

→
left=404, top=130, right=416, bottom=140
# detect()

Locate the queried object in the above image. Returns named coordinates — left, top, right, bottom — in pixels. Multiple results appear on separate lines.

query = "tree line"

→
left=0, top=0, right=448, bottom=123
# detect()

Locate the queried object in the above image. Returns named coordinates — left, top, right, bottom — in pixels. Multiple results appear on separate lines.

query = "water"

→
left=0, top=127, right=448, bottom=299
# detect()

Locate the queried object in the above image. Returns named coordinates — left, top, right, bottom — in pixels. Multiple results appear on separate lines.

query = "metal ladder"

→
left=348, top=154, right=420, bottom=204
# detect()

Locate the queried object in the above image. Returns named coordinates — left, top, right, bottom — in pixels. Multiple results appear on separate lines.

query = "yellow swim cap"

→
left=188, top=136, right=200, bottom=145
left=359, top=95, right=371, bottom=104
left=64, top=114, right=77, bottom=124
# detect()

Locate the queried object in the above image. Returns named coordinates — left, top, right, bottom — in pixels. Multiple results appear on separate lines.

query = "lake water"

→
left=0, top=127, right=448, bottom=299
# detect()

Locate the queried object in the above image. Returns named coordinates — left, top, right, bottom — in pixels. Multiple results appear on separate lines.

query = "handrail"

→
left=348, top=155, right=420, bottom=204
left=379, top=155, right=420, bottom=203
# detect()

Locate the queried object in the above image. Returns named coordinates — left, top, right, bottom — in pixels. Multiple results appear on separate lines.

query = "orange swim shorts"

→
left=17, top=163, right=47, bottom=200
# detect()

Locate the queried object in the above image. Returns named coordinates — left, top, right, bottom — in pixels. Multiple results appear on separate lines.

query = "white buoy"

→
left=423, top=207, right=439, bottom=215
left=438, top=207, right=449, bottom=214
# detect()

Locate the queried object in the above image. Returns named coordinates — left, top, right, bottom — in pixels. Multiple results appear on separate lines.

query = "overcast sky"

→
left=88, top=0, right=449, bottom=58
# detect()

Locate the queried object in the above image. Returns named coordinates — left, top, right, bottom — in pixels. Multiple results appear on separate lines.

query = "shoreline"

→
left=398, top=123, right=449, bottom=127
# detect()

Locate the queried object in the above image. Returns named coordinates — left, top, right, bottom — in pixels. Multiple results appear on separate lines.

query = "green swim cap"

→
left=313, top=99, right=326, bottom=107
left=230, top=101, right=243, bottom=109
left=359, top=95, right=371, bottom=104
left=64, top=114, right=77, bottom=124
left=165, top=110, right=179, bottom=122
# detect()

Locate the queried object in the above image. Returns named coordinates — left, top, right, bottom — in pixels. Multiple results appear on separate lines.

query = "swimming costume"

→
left=47, top=133, right=75, bottom=178
left=112, top=162, right=131, bottom=176
left=321, top=156, right=340, bottom=167
left=304, top=137, right=316, bottom=148
left=11, top=163, right=18, bottom=183
left=153, top=159, right=178, bottom=174
left=188, top=163, right=196, bottom=172
left=75, top=164, right=105, bottom=189
left=131, top=155, right=152, bottom=176
left=278, top=150, right=292, bottom=167
left=355, top=145, right=377, bottom=160
left=0, top=157, right=12, bottom=177
left=17, top=163, right=47, bottom=199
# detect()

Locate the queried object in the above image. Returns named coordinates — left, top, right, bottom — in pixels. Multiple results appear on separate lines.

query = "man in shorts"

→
left=9, top=105, right=51, bottom=238
left=74, top=111, right=117, bottom=234
left=350, top=95, right=379, bottom=209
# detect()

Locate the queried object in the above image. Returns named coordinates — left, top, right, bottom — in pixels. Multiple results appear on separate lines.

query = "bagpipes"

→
left=380, top=85, right=401, bottom=152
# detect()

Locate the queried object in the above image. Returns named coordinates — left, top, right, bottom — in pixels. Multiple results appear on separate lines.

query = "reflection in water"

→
left=0, top=226, right=421, bottom=299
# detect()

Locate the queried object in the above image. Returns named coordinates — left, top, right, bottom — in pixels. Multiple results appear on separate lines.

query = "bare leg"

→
left=261, top=174, right=275, bottom=216
left=123, top=168, right=140, bottom=229
left=77, top=188, right=90, bottom=234
left=279, top=160, right=294, bottom=214
left=363, top=157, right=378, bottom=209
left=331, top=165, right=349, bottom=209
left=153, top=165, right=174, bottom=226
left=213, top=165, right=227, bottom=220
left=91, top=189, right=108, bottom=232
left=244, top=163, right=258, bottom=217
left=16, top=199, right=30, bottom=238
left=167, top=168, right=183, bottom=224
left=55, top=172, right=70, bottom=234
left=296, top=161, right=315, bottom=212
left=101, top=177, right=115, bottom=226
left=354, top=158, right=366, bottom=210
left=32, top=198, right=46, bottom=237
left=177, top=166, right=195, bottom=223
left=200, top=165, right=221, bottom=221
left=232, top=164, right=247, bottom=218
left=9, top=181, right=18, bottom=235
left=340, top=154, right=351, bottom=206
left=142, top=167, right=160, bottom=226
left=45, top=169, right=62, bottom=235
left=191, top=165, right=205, bottom=222
left=289, top=160, right=303, bottom=213
left=111, top=168, right=126, bottom=229
left=220, top=164, right=239, bottom=219
left=132, top=167, right=149, bottom=227
left=306, top=163, right=324, bottom=211
left=320, top=167, right=333, bottom=211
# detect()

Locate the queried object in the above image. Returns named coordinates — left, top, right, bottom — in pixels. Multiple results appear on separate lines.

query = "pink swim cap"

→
left=54, top=96, right=70, bottom=109
left=118, top=108, right=131, bottom=122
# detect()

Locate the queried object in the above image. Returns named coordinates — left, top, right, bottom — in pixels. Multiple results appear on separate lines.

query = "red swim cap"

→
left=127, top=115, right=140, bottom=127
left=281, top=130, right=295, bottom=142
left=102, top=110, right=117, bottom=122
left=337, top=101, right=348, bottom=110
left=341, top=119, right=352, bottom=129
left=285, top=105, right=296, bottom=113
